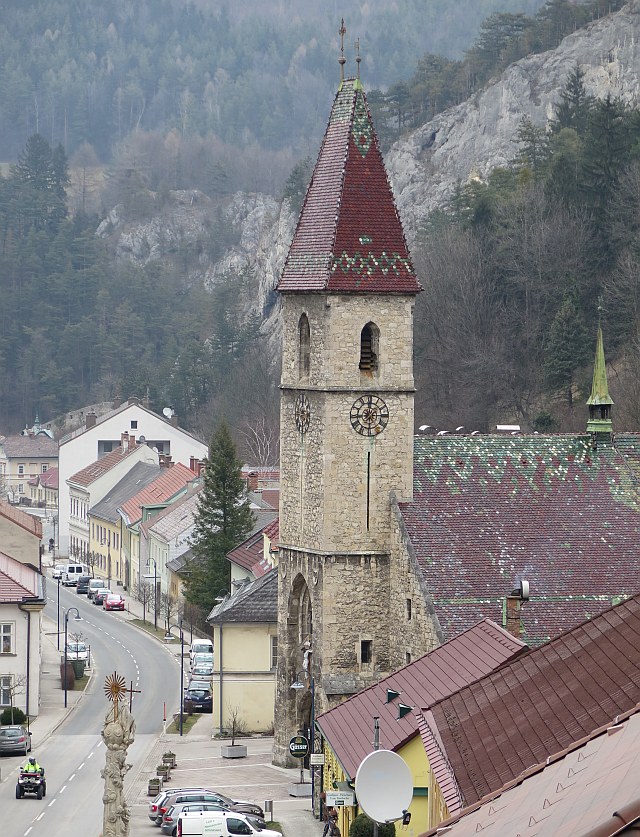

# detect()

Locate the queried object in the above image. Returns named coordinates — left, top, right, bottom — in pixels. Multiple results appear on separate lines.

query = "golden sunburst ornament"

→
left=104, top=672, right=127, bottom=716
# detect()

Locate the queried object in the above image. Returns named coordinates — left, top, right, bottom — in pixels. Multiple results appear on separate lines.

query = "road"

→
left=1, top=582, right=179, bottom=837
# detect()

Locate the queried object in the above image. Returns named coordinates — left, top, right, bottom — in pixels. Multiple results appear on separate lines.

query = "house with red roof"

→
left=417, top=594, right=640, bottom=837
left=27, top=466, right=58, bottom=514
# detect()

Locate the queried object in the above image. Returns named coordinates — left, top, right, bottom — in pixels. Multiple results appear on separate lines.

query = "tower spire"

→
left=586, top=322, right=613, bottom=441
left=338, top=19, right=347, bottom=82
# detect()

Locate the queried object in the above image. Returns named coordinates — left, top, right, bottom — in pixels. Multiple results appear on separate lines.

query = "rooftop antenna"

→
left=339, top=18, right=347, bottom=81
left=355, top=37, right=361, bottom=80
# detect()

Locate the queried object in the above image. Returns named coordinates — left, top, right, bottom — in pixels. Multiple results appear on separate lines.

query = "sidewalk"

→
left=23, top=567, right=323, bottom=836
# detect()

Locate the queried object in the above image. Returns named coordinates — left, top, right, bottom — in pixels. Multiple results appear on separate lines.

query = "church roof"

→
left=278, top=78, right=420, bottom=295
left=420, top=594, right=640, bottom=811
left=316, top=619, right=525, bottom=780
left=399, top=433, right=640, bottom=646
left=587, top=324, right=613, bottom=407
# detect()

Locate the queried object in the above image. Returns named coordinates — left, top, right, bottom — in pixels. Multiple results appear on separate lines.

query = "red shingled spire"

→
left=278, top=78, right=420, bottom=295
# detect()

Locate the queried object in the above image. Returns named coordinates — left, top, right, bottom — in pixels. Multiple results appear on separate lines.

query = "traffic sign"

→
left=289, top=734, right=310, bottom=758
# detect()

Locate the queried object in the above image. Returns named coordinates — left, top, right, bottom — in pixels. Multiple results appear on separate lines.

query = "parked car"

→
left=177, top=811, right=277, bottom=837
left=0, top=725, right=32, bottom=755
left=156, top=790, right=264, bottom=826
left=87, top=579, right=105, bottom=600
left=190, top=663, right=213, bottom=680
left=52, top=564, right=66, bottom=580
left=189, top=638, right=214, bottom=667
left=76, top=575, right=91, bottom=594
left=150, top=789, right=215, bottom=823
left=191, top=653, right=213, bottom=671
left=183, top=682, right=213, bottom=713
left=65, top=640, right=88, bottom=661
left=103, top=594, right=125, bottom=611
left=161, top=802, right=227, bottom=835
left=93, top=588, right=112, bottom=605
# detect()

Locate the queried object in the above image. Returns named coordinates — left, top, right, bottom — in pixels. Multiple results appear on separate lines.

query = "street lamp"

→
left=164, top=620, right=184, bottom=736
left=63, top=607, right=82, bottom=708
left=291, top=670, right=315, bottom=793
left=145, top=558, right=158, bottom=631
left=56, top=576, right=61, bottom=651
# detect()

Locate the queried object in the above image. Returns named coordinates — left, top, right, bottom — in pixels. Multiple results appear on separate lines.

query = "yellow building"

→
left=207, top=570, right=278, bottom=736
left=316, top=620, right=525, bottom=835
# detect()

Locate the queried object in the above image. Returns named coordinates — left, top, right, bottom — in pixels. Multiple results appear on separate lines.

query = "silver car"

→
left=0, top=725, right=32, bottom=755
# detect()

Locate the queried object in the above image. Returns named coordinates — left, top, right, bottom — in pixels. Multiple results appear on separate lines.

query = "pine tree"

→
left=550, top=66, right=594, bottom=137
left=543, top=292, right=590, bottom=409
left=184, top=422, right=254, bottom=611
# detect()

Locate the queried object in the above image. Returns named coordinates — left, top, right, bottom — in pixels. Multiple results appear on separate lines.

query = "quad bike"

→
left=16, top=769, right=46, bottom=799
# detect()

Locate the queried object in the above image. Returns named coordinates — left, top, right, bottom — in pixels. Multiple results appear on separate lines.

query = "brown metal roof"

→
left=316, top=619, right=525, bottom=779
left=69, top=442, right=143, bottom=486
left=420, top=706, right=640, bottom=837
left=4, top=434, right=57, bottom=458
left=423, top=594, right=640, bottom=810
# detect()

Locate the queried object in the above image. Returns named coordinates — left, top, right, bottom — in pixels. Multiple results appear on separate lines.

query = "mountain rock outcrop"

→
left=387, top=0, right=640, bottom=239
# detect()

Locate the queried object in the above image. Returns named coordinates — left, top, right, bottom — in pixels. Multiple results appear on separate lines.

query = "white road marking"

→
left=36, top=813, right=44, bottom=821
left=88, top=751, right=94, bottom=759
left=24, top=828, right=32, bottom=836
left=48, top=798, right=56, bottom=807
left=79, top=762, right=85, bottom=769
left=69, top=773, right=76, bottom=781
left=60, top=784, right=66, bottom=793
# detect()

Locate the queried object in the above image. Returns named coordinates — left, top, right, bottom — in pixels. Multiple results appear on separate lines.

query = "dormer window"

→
left=359, top=322, right=379, bottom=373
left=298, top=314, right=311, bottom=380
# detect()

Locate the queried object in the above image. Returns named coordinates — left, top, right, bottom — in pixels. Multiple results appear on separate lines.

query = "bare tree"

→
left=159, top=590, right=182, bottom=633
left=239, top=416, right=280, bottom=469
left=2, top=674, right=27, bottom=724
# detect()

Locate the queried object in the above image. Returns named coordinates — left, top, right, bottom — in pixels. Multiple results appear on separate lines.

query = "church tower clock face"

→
left=350, top=394, right=389, bottom=437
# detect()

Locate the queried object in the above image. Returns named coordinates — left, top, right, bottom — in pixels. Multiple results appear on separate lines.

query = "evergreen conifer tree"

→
left=185, top=422, right=254, bottom=611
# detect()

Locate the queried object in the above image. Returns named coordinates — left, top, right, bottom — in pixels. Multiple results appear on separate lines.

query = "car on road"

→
left=103, top=593, right=125, bottom=611
left=65, top=640, right=88, bottom=661
left=0, top=725, right=32, bottom=756
left=76, top=575, right=91, bottom=594
left=93, top=588, right=112, bottom=605
left=183, top=681, right=213, bottom=713
left=52, top=564, right=67, bottom=580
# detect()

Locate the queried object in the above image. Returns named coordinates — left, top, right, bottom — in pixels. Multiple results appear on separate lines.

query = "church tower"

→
left=273, top=55, right=421, bottom=764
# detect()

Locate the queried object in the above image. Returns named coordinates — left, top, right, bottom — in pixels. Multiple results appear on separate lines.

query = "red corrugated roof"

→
left=316, top=619, right=525, bottom=779
left=423, top=594, right=640, bottom=809
left=118, top=463, right=195, bottom=525
left=278, top=78, right=420, bottom=295
left=0, top=502, right=42, bottom=539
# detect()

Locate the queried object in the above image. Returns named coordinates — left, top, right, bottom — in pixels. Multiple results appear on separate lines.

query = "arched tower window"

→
left=359, top=322, right=379, bottom=373
left=298, top=314, right=310, bottom=380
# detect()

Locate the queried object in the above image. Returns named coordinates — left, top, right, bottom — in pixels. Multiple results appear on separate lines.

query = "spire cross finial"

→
left=339, top=18, right=347, bottom=81
left=355, top=37, right=361, bottom=79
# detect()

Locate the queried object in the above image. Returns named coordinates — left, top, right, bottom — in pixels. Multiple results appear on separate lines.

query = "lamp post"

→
left=291, top=670, right=315, bottom=792
left=145, top=558, right=158, bottom=631
left=165, top=620, right=184, bottom=736
left=56, top=576, right=61, bottom=651
left=63, top=607, right=82, bottom=708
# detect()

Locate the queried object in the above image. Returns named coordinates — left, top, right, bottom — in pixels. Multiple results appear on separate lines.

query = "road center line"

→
left=24, top=828, right=32, bottom=836
left=36, top=813, right=45, bottom=821
left=60, top=784, right=66, bottom=793
left=88, top=751, right=94, bottom=759
left=48, top=798, right=56, bottom=807
left=69, top=773, right=76, bottom=781
left=79, top=762, right=85, bottom=769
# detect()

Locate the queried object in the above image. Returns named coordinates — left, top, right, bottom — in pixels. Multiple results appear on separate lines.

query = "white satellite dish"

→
left=162, top=407, right=174, bottom=418
left=355, top=750, right=413, bottom=824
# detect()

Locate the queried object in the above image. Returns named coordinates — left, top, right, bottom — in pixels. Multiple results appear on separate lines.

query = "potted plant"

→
left=148, top=777, right=162, bottom=796
left=162, top=751, right=177, bottom=768
left=221, top=704, right=248, bottom=759
left=156, top=763, right=170, bottom=780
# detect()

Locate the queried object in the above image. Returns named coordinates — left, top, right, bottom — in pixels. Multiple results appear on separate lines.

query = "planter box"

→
left=148, top=780, right=162, bottom=796
left=162, top=754, right=176, bottom=768
left=156, top=766, right=171, bottom=779
left=221, top=744, right=248, bottom=759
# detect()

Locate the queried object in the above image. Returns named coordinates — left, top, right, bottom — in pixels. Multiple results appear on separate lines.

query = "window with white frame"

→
left=18, top=464, right=24, bottom=475
left=1, top=623, right=14, bottom=654
left=18, top=484, right=23, bottom=494
left=0, top=675, right=12, bottom=706
left=42, top=464, right=48, bottom=473
left=270, top=635, right=278, bottom=669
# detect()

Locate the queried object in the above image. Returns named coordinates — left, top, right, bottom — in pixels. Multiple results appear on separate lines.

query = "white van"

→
left=62, top=564, right=89, bottom=586
left=178, top=811, right=279, bottom=837
left=189, top=638, right=214, bottom=667
left=52, top=564, right=67, bottom=580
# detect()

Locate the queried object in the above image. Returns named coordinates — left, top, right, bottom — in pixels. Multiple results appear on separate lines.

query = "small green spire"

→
left=586, top=324, right=613, bottom=438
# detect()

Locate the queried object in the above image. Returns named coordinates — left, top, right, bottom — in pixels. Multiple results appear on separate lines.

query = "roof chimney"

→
left=189, top=456, right=202, bottom=476
left=503, top=580, right=529, bottom=639
left=170, top=413, right=178, bottom=427
left=86, top=411, right=97, bottom=429
left=120, top=431, right=129, bottom=449
left=247, top=471, right=259, bottom=491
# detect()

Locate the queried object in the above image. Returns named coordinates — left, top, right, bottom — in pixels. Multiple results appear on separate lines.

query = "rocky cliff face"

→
left=97, top=3, right=640, bottom=328
left=387, top=0, right=640, bottom=240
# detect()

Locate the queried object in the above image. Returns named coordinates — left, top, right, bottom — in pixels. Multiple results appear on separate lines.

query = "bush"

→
left=349, top=814, right=396, bottom=837
left=0, top=707, right=27, bottom=725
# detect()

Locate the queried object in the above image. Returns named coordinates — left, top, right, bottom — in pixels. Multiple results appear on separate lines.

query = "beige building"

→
left=3, top=432, right=58, bottom=505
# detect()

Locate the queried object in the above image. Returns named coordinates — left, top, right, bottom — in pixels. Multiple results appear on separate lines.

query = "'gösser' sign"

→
left=289, top=735, right=309, bottom=758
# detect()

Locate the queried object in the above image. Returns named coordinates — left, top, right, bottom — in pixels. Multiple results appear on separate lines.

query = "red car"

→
left=103, top=593, right=125, bottom=611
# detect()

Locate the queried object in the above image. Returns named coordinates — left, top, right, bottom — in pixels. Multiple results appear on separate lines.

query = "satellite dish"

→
left=355, top=750, right=413, bottom=824
left=162, top=407, right=174, bottom=418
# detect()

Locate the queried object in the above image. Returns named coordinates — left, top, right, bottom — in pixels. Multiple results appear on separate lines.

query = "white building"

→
left=57, top=398, right=207, bottom=555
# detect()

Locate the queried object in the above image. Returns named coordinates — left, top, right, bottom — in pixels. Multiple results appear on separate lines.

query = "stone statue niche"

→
left=101, top=701, right=136, bottom=837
